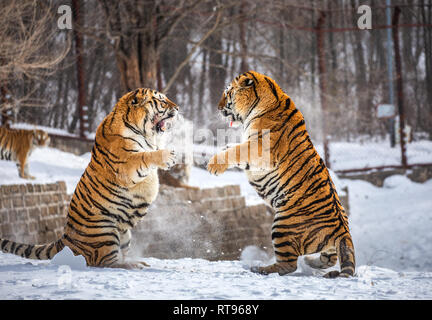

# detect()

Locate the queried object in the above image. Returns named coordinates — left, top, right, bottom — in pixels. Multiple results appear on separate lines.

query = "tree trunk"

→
left=208, top=31, right=226, bottom=109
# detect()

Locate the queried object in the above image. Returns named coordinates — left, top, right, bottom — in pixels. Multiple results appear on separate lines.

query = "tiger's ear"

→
left=129, top=89, right=142, bottom=105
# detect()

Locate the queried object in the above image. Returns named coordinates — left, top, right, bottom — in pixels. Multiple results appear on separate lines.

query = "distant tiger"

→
left=0, top=88, right=178, bottom=269
left=207, top=71, right=355, bottom=278
left=0, top=127, right=50, bottom=179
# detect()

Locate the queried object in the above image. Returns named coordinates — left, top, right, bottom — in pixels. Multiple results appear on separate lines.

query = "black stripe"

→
left=24, top=245, right=34, bottom=258
left=1, top=240, right=9, bottom=251
left=264, top=77, right=278, bottom=100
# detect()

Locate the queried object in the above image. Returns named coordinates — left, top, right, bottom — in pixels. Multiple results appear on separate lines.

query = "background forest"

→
left=1, top=0, right=431, bottom=147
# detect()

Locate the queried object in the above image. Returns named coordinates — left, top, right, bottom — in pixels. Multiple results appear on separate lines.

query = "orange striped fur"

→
left=0, top=127, right=50, bottom=179
left=0, top=89, right=178, bottom=269
left=208, top=71, right=355, bottom=278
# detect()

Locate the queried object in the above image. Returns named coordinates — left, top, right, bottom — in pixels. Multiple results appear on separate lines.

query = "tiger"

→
left=207, top=71, right=355, bottom=278
left=0, top=88, right=178, bottom=269
left=0, top=127, right=50, bottom=180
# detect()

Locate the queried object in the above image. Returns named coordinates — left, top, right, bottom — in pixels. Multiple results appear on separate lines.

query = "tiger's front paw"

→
left=158, top=149, right=177, bottom=170
left=207, top=153, right=228, bottom=176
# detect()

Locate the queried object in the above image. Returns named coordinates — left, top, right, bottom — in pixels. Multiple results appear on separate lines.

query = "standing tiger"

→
left=207, top=71, right=355, bottom=278
left=0, top=127, right=50, bottom=180
left=0, top=88, right=178, bottom=269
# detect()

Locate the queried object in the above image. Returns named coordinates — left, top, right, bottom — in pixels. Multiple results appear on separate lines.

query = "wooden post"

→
left=316, top=11, right=331, bottom=168
left=392, top=6, right=408, bottom=167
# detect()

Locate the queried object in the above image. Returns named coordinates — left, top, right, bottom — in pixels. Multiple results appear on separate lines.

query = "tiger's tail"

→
left=0, top=237, right=65, bottom=260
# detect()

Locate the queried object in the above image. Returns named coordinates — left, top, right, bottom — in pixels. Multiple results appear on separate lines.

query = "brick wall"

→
left=130, top=185, right=273, bottom=261
left=0, top=181, right=69, bottom=245
left=0, top=181, right=273, bottom=260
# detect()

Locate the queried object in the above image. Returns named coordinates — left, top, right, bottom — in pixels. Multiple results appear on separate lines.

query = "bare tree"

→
left=96, top=0, right=205, bottom=92
left=0, top=0, right=70, bottom=124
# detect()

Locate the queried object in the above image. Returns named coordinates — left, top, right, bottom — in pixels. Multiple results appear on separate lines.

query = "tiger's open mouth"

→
left=221, top=105, right=241, bottom=125
left=155, top=112, right=177, bottom=133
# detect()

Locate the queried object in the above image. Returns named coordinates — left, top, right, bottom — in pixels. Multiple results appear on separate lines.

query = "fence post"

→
left=316, top=11, right=331, bottom=169
left=386, top=0, right=396, bottom=148
left=392, top=6, right=408, bottom=167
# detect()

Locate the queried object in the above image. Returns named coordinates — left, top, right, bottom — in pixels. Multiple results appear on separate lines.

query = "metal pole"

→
left=392, top=6, right=408, bottom=167
left=386, top=0, right=396, bottom=147
left=316, top=11, right=331, bottom=169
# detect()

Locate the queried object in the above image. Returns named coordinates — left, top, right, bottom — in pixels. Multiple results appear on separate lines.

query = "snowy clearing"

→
left=1, top=248, right=432, bottom=300
left=1, top=146, right=432, bottom=299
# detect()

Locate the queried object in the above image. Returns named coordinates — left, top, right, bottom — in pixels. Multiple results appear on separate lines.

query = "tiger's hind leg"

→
left=117, top=229, right=149, bottom=268
left=251, top=260, right=298, bottom=276
left=304, top=247, right=338, bottom=269
left=63, top=228, right=148, bottom=270
left=251, top=228, right=300, bottom=276
left=324, top=235, right=355, bottom=278
left=16, top=155, right=35, bottom=180
left=251, top=243, right=298, bottom=275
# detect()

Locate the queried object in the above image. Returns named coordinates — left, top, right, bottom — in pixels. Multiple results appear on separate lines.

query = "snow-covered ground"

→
left=0, top=147, right=90, bottom=194
left=1, top=145, right=432, bottom=299
left=325, top=140, right=432, bottom=171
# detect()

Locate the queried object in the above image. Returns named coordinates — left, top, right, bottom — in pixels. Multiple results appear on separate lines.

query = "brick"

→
left=57, top=181, right=67, bottom=192
left=47, top=219, right=57, bottom=231
left=28, top=207, right=41, bottom=218
left=0, top=211, right=7, bottom=224
left=16, top=209, right=29, bottom=220
left=40, top=206, right=48, bottom=217
left=43, top=231, right=56, bottom=242
left=28, top=221, right=38, bottom=233
left=38, top=221, right=49, bottom=231
left=45, top=183, right=57, bottom=192
left=26, top=183, right=34, bottom=193
left=11, top=196, right=24, bottom=208
left=25, top=194, right=39, bottom=207
left=7, top=209, right=18, bottom=223
left=13, top=222, right=29, bottom=235
left=2, top=185, right=19, bottom=196
left=1, top=198, right=12, bottom=209
left=33, top=184, right=42, bottom=193
left=48, top=205, right=57, bottom=215
left=40, top=194, right=52, bottom=204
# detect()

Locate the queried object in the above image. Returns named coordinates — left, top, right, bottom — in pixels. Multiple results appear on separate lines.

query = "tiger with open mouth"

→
left=0, top=88, right=179, bottom=269
left=207, top=71, right=355, bottom=278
